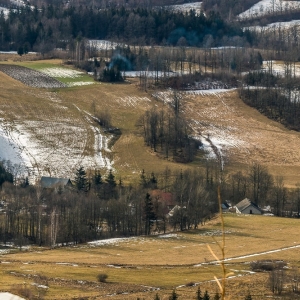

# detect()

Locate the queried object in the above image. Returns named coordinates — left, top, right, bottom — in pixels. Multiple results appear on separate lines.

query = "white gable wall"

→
left=237, top=205, right=262, bottom=215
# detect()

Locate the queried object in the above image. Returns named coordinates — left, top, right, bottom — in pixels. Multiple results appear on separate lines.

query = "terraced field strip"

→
left=0, top=64, right=67, bottom=88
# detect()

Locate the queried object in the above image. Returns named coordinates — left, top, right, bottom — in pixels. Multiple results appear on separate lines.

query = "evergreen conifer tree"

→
left=203, top=290, right=210, bottom=300
left=196, top=286, right=203, bottom=300
left=169, top=289, right=178, bottom=300
left=75, top=166, right=89, bottom=192
left=144, top=192, right=156, bottom=235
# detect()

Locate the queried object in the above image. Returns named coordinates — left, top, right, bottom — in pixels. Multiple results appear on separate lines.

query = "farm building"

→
left=150, top=189, right=176, bottom=214
left=40, top=176, right=72, bottom=189
left=235, top=198, right=262, bottom=215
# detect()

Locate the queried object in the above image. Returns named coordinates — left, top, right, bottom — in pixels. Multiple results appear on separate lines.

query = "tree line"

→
left=240, top=61, right=300, bottom=131
left=1, top=159, right=300, bottom=248
left=0, top=4, right=249, bottom=52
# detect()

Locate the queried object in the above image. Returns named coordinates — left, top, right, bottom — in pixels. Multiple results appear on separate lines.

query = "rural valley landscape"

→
left=1, top=0, right=300, bottom=299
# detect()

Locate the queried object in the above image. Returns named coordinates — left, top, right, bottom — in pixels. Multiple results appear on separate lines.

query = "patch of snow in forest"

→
left=238, top=0, right=300, bottom=20
left=262, top=60, right=300, bottom=77
left=87, top=40, right=127, bottom=51
left=0, top=7, right=9, bottom=18
left=186, top=88, right=236, bottom=97
left=124, top=71, right=179, bottom=78
left=166, top=2, right=202, bottom=15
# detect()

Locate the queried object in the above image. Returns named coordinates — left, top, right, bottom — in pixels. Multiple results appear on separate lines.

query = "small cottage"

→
left=235, top=198, right=262, bottom=215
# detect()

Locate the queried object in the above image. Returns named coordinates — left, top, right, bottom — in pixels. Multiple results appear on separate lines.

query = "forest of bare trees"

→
left=0, top=160, right=300, bottom=248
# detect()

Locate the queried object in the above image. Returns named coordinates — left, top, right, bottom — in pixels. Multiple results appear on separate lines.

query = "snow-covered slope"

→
left=238, top=0, right=300, bottom=20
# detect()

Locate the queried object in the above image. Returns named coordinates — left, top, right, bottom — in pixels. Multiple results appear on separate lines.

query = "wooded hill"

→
left=0, top=5, right=246, bottom=52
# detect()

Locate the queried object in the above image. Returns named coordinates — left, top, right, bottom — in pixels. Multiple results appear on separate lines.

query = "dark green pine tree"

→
left=149, top=172, right=157, bottom=189
left=144, top=192, right=156, bottom=235
left=104, top=169, right=117, bottom=198
left=93, top=169, right=102, bottom=195
left=140, top=169, right=147, bottom=188
left=75, top=166, right=89, bottom=192
left=169, top=289, right=178, bottom=300
left=196, top=286, right=203, bottom=300
left=94, top=169, right=102, bottom=186
left=203, top=290, right=210, bottom=300
left=105, top=169, right=116, bottom=188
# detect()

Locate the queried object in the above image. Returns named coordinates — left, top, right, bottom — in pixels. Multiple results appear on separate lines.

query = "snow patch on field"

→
left=238, top=0, right=300, bottom=20
left=88, top=237, right=138, bottom=246
left=67, top=81, right=94, bottom=87
left=40, top=67, right=84, bottom=78
left=0, top=109, right=113, bottom=182
left=152, top=88, right=234, bottom=104
left=115, top=96, right=151, bottom=107
left=245, top=19, right=300, bottom=31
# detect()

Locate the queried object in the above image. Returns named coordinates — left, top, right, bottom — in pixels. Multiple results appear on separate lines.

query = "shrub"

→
left=97, top=273, right=108, bottom=283
left=250, top=260, right=286, bottom=272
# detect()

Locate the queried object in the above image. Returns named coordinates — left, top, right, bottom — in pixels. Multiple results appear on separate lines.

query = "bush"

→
left=250, top=260, right=286, bottom=272
left=97, top=273, right=108, bottom=283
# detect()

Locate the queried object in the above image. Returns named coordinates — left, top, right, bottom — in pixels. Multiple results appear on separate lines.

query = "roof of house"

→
left=235, top=198, right=261, bottom=212
left=150, top=189, right=175, bottom=207
left=221, top=202, right=230, bottom=209
left=40, top=176, right=71, bottom=188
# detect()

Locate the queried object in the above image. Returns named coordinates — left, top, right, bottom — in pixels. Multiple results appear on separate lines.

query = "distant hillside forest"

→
left=0, top=6, right=249, bottom=52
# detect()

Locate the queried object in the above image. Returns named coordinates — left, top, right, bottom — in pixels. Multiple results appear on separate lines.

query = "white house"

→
left=235, top=198, right=262, bottom=215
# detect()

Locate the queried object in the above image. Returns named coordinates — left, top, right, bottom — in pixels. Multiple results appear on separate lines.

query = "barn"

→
left=235, top=198, right=262, bottom=215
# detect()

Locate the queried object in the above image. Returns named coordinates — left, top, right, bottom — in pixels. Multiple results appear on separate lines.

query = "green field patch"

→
left=18, top=60, right=95, bottom=87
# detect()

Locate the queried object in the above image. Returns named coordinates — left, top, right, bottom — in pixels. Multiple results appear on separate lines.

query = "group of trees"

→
left=240, top=59, right=300, bottom=131
left=142, top=93, right=201, bottom=162
left=0, top=164, right=219, bottom=247
left=1, top=159, right=300, bottom=248
left=0, top=4, right=250, bottom=52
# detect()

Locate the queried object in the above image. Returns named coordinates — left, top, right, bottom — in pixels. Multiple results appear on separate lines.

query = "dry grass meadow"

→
left=2, top=56, right=300, bottom=298
left=1, top=214, right=300, bottom=299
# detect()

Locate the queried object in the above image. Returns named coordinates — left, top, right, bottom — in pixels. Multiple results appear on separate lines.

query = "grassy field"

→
left=1, top=57, right=300, bottom=185
left=1, top=214, right=300, bottom=299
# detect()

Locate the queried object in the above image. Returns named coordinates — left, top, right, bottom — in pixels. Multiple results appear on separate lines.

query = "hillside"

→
left=1, top=57, right=300, bottom=186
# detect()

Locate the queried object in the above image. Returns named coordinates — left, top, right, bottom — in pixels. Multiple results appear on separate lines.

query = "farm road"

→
left=194, top=243, right=300, bottom=267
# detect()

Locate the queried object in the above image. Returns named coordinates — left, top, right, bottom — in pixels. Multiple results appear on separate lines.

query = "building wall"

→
left=240, top=205, right=262, bottom=215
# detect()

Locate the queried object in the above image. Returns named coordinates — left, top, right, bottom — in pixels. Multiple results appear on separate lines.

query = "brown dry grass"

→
left=1, top=214, right=300, bottom=299
left=184, top=90, right=300, bottom=187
